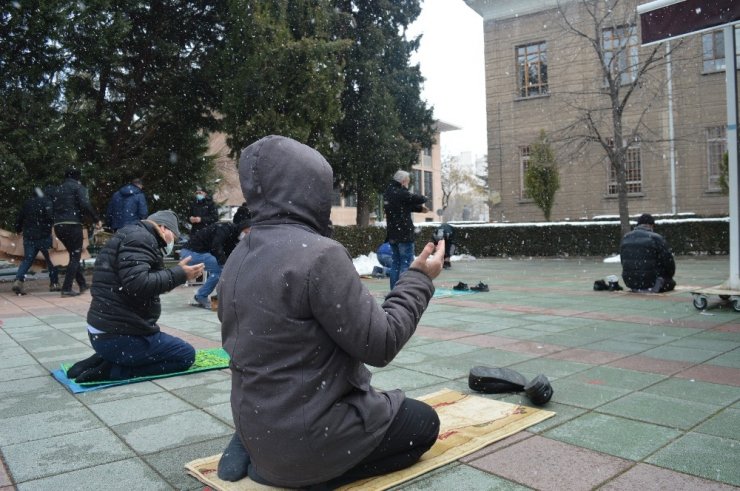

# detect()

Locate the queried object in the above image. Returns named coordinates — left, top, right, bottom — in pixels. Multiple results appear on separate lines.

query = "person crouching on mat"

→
left=66, top=210, right=205, bottom=382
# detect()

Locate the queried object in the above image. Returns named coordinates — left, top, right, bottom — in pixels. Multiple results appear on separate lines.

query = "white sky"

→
left=408, top=0, right=487, bottom=159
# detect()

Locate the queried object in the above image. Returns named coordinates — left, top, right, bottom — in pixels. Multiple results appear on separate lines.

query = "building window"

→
left=602, top=25, right=638, bottom=85
left=423, top=170, right=433, bottom=203
left=411, top=169, right=422, bottom=195
left=702, top=28, right=740, bottom=73
left=516, top=42, right=548, bottom=98
left=707, top=125, right=726, bottom=191
left=607, top=138, right=642, bottom=195
left=519, top=146, right=530, bottom=199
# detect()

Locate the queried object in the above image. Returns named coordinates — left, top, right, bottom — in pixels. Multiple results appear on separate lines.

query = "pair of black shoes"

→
left=453, top=282, right=489, bottom=292
left=66, top=353, right=113, bottom=382
left=468, top=366, right=554, bottom=405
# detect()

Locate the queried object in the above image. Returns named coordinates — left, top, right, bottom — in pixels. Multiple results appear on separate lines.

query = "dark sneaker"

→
left=452, top=282, right=469, bottom=291
left=49, top=283, right=61, bottom=292
left=61, top=290, right=81, bottom=297
left=79, top=284, right=89, bottom=294
left=193, top=296, right=210, bottom=309
left=12, top=280, right=25, bottom=295
left=470, top=282, right=489, bottom=292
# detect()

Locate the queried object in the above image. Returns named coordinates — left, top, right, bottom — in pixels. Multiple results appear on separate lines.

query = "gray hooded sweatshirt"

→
left=218, top=135, right=435, bottom=487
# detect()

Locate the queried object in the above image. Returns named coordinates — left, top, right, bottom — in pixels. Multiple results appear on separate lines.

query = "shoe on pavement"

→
left=49, top=283, right=61, bottom=292
left=193, top=296, right=210, bottom=309
left=452, top=282, right=469, bottom=291
left=61, top=290, right=80, bottom=297
left=470, top=282, right=489, bottom=292
left=12, top=280, right=26, bottom=295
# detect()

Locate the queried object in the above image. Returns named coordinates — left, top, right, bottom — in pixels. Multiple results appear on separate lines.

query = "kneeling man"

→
left=67, top=210, right=205, bottom=382
left=620, top=213, right=676, bottom=293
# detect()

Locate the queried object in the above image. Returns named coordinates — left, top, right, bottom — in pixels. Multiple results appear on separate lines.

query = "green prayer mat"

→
left=54, top=347, right=230, bottom=393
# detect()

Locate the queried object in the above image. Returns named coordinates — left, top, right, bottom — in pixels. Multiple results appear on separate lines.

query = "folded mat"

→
left=432, top=288, right=479, bottom=299
left=185, top=388, right=555, bottom=490
left=52, top=347, right=230, bottom=394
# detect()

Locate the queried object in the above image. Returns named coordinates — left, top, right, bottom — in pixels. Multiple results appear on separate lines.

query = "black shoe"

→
left=453, top=282, right=469, bottom=291
left=469, top=366, right=527, bottom=393
left=470, top=282, right=489, bottom=292
left=443, top=260, right=451, bottom=269
left=524, top=374, right=554, bottom=405
left=79, top=284, right=89, bottom=294
left=217, top=433, right=251, bottom=482
left=49, top=283, right=61, bottom=292
left=61, top=290, right=80, bottom=297
left=67, top=353, right=105, bottom=379
left=75, top=360, right=113, bottom=382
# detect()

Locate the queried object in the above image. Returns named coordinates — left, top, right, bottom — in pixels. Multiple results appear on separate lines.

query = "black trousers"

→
left=319, top=398, right=440, bottom=489
left=54, top=223, right=87, bottom=292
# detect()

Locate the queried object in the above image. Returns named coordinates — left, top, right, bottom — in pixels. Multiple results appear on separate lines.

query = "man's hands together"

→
left=410, top=240, right=445, bottom=280
left=179, top=256, right=205, bottom=281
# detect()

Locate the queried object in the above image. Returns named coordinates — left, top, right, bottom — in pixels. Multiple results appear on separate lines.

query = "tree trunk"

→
left=355, top=186, right=371, bottom=226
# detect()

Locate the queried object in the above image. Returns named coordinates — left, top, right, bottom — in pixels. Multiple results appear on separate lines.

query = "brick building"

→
left=465, top=0, right=735, bottom=222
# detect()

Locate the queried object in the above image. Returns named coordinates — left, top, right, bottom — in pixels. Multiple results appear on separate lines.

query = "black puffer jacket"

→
left=15, top=193, right=54, bottom=240
left=87, top=220, right=187, bottom=335
left=183, top=221, right=240, bottom=265
left=383, top=180, right=427, bottom=243
left=620, top=225, right=676, bottom=290
left=188, top=196, right=219, bottom=234
left=47, top=177, right=100, bottom=224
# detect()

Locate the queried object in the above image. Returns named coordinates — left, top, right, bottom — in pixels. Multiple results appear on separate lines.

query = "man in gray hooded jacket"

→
left=216, top=135, right=445, bottom=488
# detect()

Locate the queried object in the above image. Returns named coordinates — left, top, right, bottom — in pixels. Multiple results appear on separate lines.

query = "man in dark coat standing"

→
left=215, top=136, right=444, bottom=488
left=620, top=213, right=676, bottom=293
left=47, top=168, right=102, bottom=297
left=12, top=187, right=60, bottom=295
left=187, top=185, right=219, bottom=235
left=106, top=178, right=148, bottom=231
left=65, top=210, right=205, bottom=382
left=383, top=170, right=429, bottom=288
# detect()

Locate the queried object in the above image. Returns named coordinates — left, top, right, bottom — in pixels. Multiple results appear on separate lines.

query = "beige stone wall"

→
left=480, top=1, right=734, bottom=222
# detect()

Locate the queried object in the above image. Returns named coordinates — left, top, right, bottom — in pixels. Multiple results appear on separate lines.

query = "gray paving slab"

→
left=0, top=407, right=102, bottom=446
left=15, top=458, right=170, bottom=491
left=2, top=427, right=133, bottom=483
left=87, top=392, right=196, bottom=426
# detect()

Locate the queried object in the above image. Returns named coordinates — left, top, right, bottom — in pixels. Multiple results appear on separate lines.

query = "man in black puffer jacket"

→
left=620, top=213, right=676, bottom=293
left=47, top=168, right=102, bottom=297
left=65, top=210, right=205, bottom=382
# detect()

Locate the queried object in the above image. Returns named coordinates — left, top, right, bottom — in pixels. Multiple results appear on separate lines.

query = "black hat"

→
left=637, top=213, right=655, bottom=225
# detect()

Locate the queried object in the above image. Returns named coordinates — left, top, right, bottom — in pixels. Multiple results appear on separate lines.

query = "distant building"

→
left=465, top=0, right=733, bottom=222
left=209, top=120, right=460, bottom=226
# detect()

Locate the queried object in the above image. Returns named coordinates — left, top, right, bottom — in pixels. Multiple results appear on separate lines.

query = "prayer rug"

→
left=184, top=388, right=555, bottom=490
left=52, top=347, right=230, bottom=394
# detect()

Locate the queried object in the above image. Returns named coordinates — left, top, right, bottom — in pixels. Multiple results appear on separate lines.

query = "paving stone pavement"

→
left=0, top=256, right=739, bottom=490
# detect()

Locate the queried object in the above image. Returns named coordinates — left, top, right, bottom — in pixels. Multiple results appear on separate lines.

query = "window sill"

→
left=514, top=93, right=550, bottom=102
left=604, top=193, right=644, bottom=199
left=517, top=198, right=534, bottom=204
left=705, top=188, right=724, bottom=195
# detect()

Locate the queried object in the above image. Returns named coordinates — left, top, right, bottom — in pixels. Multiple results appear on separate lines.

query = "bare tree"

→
left=555, top=0, right=679, bottom=236
left=440, top=155, right=487, bottom=220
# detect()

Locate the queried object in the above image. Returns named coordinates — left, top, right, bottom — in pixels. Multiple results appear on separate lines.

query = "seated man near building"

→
left=620, top=213, right=676, bottom=293
left=180, top=207, right=252, bottom=309
left=65, top=210, right=205, bottom=382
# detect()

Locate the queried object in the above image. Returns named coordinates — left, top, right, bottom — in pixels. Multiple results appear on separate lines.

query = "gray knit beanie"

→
left=147, top=210, right=181, bottom=239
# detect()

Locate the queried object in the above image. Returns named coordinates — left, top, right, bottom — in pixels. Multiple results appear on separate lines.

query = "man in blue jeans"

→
left=383, top=170, right=429, bottom=289
left=65, top=210, right=206, bottom=382
left=180, top=210, right=251, bottom=309
left=12, top=187, right=60, bottom=295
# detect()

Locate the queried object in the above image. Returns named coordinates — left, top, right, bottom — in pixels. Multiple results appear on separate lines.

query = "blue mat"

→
left=52, top=348, right=230, bottom=393
left=433, top=288, right=480, bottom=299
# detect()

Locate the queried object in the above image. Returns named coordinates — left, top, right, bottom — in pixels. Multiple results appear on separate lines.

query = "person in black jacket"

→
left=620, top=213, right=676, bottom=293
left=383, top=170, right=429, bottom=289
left=12, top=187, right=60, bottom=295
left=106, top=178, right=148, bottom=231
left=180, top=210, right=251, bottom=309
left=47, top=168, right=102, bottom=297
left=187, top=185, right=220, bottom=235
left=65, top=210, right=206, bottom=382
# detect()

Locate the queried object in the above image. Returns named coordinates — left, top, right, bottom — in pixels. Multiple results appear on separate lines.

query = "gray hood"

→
left=238, top=135, right=333, bottom=236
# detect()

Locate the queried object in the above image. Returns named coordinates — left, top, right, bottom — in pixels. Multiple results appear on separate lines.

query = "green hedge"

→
left=332, top=219, right=730, bottom=258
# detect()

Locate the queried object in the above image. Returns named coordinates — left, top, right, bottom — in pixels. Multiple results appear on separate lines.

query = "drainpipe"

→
left=666, top=41, right=677, bottom=216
